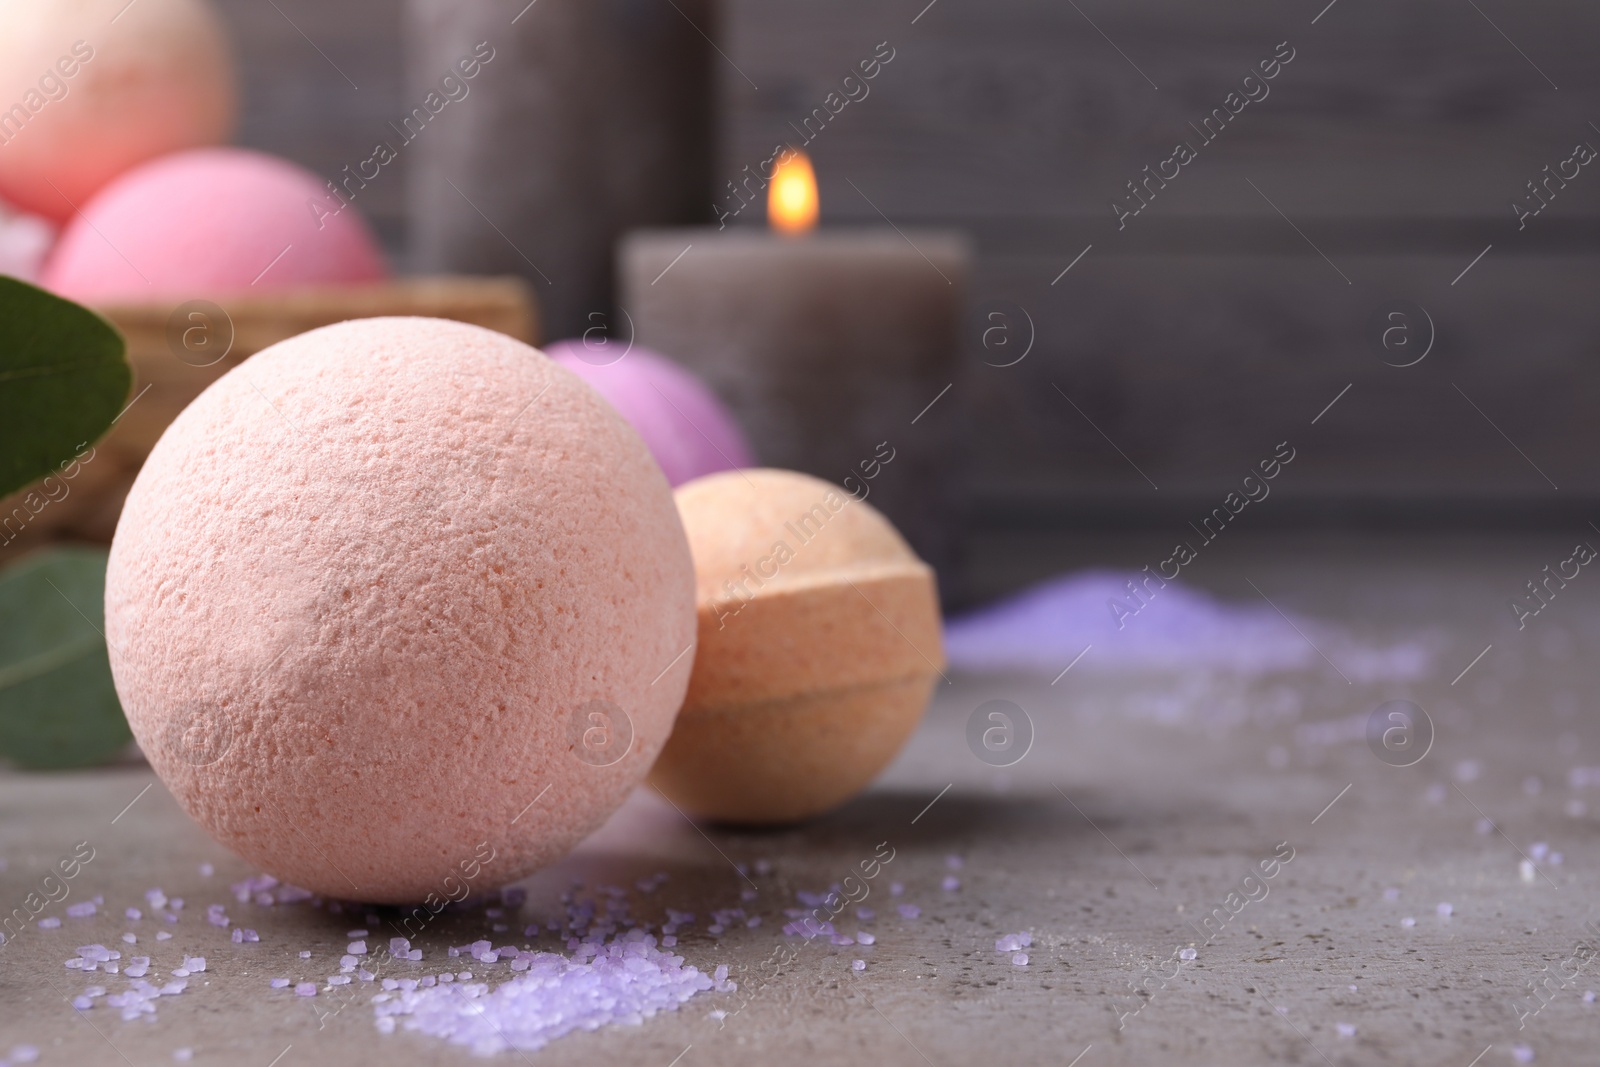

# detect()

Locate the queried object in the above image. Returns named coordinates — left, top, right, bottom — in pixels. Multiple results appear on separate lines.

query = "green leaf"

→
left=0, top=275, right=131, bottom=499
left=0, top=546, right=131, bottom=769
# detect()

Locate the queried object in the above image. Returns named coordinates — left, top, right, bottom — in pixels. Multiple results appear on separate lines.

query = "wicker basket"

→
left=0, top=276, right=538, bottom=555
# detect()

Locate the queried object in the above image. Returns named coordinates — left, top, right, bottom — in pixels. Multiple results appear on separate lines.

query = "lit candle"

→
left=618, top=152, right=969, bottom=585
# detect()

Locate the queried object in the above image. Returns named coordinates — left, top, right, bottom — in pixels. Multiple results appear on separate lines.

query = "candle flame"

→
left=768, top=150, right=818, bottom=235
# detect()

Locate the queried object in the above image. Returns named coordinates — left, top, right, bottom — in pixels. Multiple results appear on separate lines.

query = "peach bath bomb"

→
left=43, top=148, right=387, bottom=301
left=105, top=318, right=696, bottom=902
left=649, top=469, right=944, bottom=824
left=545, top=340, right=755, bottom=487
left=0, top=0, right=236, bottom=222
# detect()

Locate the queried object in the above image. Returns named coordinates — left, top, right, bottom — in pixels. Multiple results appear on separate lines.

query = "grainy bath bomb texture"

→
left=105, top=318, right=696, bottom=903
left=649, top=469, right=943, bottom=824
left=0, top=0, right=236, bottom=222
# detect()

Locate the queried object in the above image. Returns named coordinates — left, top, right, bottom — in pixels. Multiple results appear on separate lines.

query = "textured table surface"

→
left=1, top=531, right=1596, bottom=1066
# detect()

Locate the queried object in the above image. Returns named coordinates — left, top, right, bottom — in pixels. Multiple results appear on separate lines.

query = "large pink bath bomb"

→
left=0, top=0, right=236, bottom=222
left=545, top=340, right=755, bottom=486
left=43, top=148, right=387, bottom=301
left=105, top=318, right=696, bottom=903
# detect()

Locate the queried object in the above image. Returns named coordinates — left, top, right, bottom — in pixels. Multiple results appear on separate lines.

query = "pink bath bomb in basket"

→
left=44, top=148, right=387, bottom=301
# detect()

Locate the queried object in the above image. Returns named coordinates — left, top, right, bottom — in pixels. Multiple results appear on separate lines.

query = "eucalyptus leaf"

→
left=0, top=546, right=131, bottom=769
left=0, top=274, right=131, bottom=500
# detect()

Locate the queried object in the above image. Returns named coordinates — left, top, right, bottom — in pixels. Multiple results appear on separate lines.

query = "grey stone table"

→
left=1, top=531, right=1595, bottom=1066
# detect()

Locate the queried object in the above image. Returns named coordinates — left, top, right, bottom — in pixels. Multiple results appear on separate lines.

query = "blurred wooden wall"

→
left=718, top=0, right=1600, bottom=524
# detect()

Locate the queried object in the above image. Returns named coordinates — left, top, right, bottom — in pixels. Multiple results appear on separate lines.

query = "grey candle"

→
left=618, top=225, right=970, bottom=589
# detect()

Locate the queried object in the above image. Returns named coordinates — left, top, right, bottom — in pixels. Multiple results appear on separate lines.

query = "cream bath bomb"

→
left=44, top=148, right=387, bottom=301
left=0, top=0, right=236, bottom=222
left=105, top=318, right=696, bottom=902
left=649, top=469, right=944, bottom=824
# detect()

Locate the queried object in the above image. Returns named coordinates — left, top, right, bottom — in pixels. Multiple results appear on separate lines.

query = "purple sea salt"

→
left=270, top=978, right=290, bottom=989
left=852, top=959, right=866, bottom=971
left=198, top=863, right=214, bottom=877
left=1012, top=952, right=1029, bottom=966
left=295, top=983, right=317, bottom=997
left=856, top=932, right=876, bottom=946
left=941, top=876, right=960, bottom=892
left=65, top=902, right=95, bottom=918
left=373, top=940, right=716, bottom=1054
left=897, top=905, right=920, bottom=920
left=349, top=940, right=367, bottom=955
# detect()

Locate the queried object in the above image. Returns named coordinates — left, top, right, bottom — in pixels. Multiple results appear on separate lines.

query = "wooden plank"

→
left=719, top=0, right=1600, bottom=227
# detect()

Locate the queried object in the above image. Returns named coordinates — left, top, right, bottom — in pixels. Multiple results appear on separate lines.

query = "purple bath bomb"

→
left=545, top=341, right=755, bottom=487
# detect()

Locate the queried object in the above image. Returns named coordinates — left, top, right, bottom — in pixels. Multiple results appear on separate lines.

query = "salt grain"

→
left=1512, top=1044, right=1534, bottom=1063
left=856, top=932, right=876, bottom=946
left=295, top=983, right=317, bottom=997
left=174, top=1048, right=194, bottom=1062
left=156, top=931, right=172, bottom=941
left=898, top=905, right=920, bottom=920
left=1179, top=948, right=1197, bottom=961
left=1521, top=860, right=1537, bottom=884
left=1436, top=902, right=1453, bottom=919
left=1012, top=952, right=1029, bottom=966
left=941, top=876, right=960, bottom=892
left=852, top=959, right=866, bottom=971
left=349, top=940, right=367, bottom=955
left=1336, top=1022, right=1356, bottom=1038
left=270, top=978, right=290, bottom=989
left=1400, top=917, right=1416, bottom=928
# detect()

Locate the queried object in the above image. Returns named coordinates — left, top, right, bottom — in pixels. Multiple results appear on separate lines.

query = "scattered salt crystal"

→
left=198, top=863, right=214, bottom=877
left=1530, top=842, right=1550, bottom=862
left=126, top=908, right=141, bottom=921
left=662, top=936, right=677, bottom=947
left=123, top=934, right=137, bottom=944
left=1012, top=952, right=1029, bottom=966
left=175, top=1049, right=194, bottom=1062
left=65, top=902, right=96, bottom=918
left=349, top=940, right=367, bottom=955
left=898, top=905, right=920, bottom=920
left=889, top=882, right=904, bottom=897
left=1179, top=948, right=1197, bottom=961
left=125, top=958, right=150, bottom=978
left=240, top=929, right=259, bottom=942
left=747, top=917, right=761, bottom=928
left=156, top=932, right=172, bottom=941
left=72, top=995, right=93, bottom=1010
left=231, top=929, right=243, bottom=944
left=1512, top=1044, right=1534, bottom=1063
left=407, top=950, right=422, bottom=961
left=1436, top=902, right=1453, bottom=919
left=852, top=959, right=866, bottom=971
left=184, top=957, right=206, bottom=973
left=328, top=975, right=351, bottom=986
left=996, top=934, right=1023, bottom=953
left=1400, top=917, right=1416, bottom=928
left=1349, top=984, right=1358, bottom=992
left=172, top=969, right=189, bottom=979
left=295, top=982, right=317, bottom=997
left=270, top=978, right=290, bottom=989
left=146, top=889, right=168, bottom=910
left=857, top=907, right=875, bottom=921
left=9, top=1047, right=39, bottom=1064
left=831, top=934, right=854, bottom=946
left=941, top=876, right=960, bottom=892
left=299, top=950, right=311, bottom=959
left=1335, top=1022, right=1356, bottom=1038
left=856, top=932, right=876, bottom=946
left=1521, top=860, right=1537, bottom=884
left=1583, top=990, right=1595, bottom=1003
left=347, top=929, right=368, bottom=938
left=389, top=937, right=410, bottom=956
